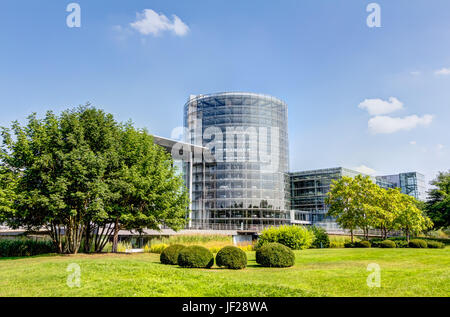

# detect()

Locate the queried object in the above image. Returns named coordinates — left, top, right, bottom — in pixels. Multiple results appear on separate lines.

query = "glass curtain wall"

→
left=184, top=92, right=290, bottom=230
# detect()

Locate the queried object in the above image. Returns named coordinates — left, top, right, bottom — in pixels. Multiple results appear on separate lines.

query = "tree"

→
left=371, top=188, right=402, bottom=239
left=1, top=107, right=120, bottom=254
left=0, top=106, right=189, bottom=254
left=395, top=194, right=433, bottom=242
left=352, top=175, right=379, bottom=240
left=326, top=176, right=359, bottom=242
left=425, top=171, right=450, bottom=229
left=0, top=166, right=17, bottom=223
left=106, top=123, right=189, bottom=253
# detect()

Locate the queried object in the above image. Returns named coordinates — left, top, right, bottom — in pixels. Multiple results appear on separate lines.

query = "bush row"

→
left=344, top=238, right=445, bottom=249
left=0, top=239, right=55, bottom=257
left=160, top=242, right=296, bottom=269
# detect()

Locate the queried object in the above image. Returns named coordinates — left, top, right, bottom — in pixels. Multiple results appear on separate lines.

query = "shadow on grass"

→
left=0, top=253, right=58, bottom=261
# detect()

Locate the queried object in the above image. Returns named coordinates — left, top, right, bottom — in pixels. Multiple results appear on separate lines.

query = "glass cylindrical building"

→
left=184, top=92, right=290, bottom=230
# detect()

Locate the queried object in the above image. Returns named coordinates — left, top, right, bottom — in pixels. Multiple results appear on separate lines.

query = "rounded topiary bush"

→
left=160, top=244, right=185, bottom=265
left=216, top=246, right=247, bottom=269
left=356, top=240, right=371, bottom=248
left=380, top=240, right=396, bottom=248
left=408, top=239, right=428, bottom=248
left=177, top=245, right=214, bottom=268
left=427, top=241, right=445, bottom=249
left=255, top=242, right=295, bottom=268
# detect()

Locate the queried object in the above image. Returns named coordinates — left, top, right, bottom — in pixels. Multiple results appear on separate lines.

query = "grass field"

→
left=1, top=248, right=449, bottom=297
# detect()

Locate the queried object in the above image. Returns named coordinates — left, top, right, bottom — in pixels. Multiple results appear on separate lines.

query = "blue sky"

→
left=1, top=0, right=449, bottom=186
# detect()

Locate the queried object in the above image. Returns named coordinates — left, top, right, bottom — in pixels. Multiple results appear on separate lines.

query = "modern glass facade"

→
left=184, top=92, right=290, bottom=230
left=289, top=167, right=369, bottom=229
left=376, top=172, right=426, bottom=201
left=290, top=168, right=427, bottom=230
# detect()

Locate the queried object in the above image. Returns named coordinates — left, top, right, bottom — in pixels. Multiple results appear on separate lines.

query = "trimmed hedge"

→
left=427, top=241, right=445, bottom=249
left=160, top=244, right=185, bottom=265
left=0, top=239, right=55, bottom=257
left=344, top=241, right=371, bottom=248
left=395, top=240, right=409, bottom=248
left=409, top=239, right=428, bottom=248
left=380, top=240, right=396, bottom=248
left=216, top=246, right=247, bottom=269
left=177, top=245, right=214, bottom=268
left=255, top=242, right=295, bottom=267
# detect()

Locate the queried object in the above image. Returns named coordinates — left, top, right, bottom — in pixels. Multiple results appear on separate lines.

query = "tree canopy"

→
left=0, top=106, right=189, bottom=254
left=326, top=174, right=433, bottom=242
left=425, top=171, right=450, bottom=229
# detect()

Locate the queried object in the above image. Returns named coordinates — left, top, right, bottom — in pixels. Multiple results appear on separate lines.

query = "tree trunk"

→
left=350, top=229, right=354, bottom=243
left=112, top=218, right=120, bottom=253
left=84, top=221, right=91, bottom=253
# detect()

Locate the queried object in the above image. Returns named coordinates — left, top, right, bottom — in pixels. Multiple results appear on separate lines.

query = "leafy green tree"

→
left=106, top=123, right=189, bottom=253
left=0, top=106, right=189, bottom=254
left=0, top=166, right=17, bottom=223
left=352, top=175, right=379, bottom=240
left=1, top=107, right=120, bottom=254
left=425, top=171, right=450, bottom=229
left=371, top=188, right=402, bottom=239
left=326, top=176, right=359, bottom=242
left=395, top=194, right=433, bottom=242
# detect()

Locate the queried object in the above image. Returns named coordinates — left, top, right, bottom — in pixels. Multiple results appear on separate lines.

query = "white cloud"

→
left=368, top=114, right=433, bottom=134
left=435, top=67, right=450, bottom=75
left=409, top=140, right=417, bottom=145
left=358, top=97, right=403, bottom=116
left=130, top=9, right=189, bottom=37
left=437, top=144, right=445, bottom=150
left=410, top=71, right=421, bottom=76
left=353, top=165, right=377, bottom=176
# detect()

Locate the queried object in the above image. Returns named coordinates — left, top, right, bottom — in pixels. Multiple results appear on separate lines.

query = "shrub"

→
left=427, top=241, right=445, bottom=249
left=345, top=241, right=371, bottom=248
left=149, top=243, right=168, bottom=254
left=330, top=241, right=345, bottom=248
left=380, top=240, right=396, bottom=248
left=409, top=239, right=428, bottom=248
left=330, top=236, right=352, bottom=248
left=256, top=225, right=315, bottom=250
left=369, top=239, right=382, bottom=248
left=309, top=226, right=330, bottom=248
left=395, top=240, right=409, bottom=248
left=356, top=240, right=371, bottom=248
left=0, top=239, right=55, bottom=257
left=255, top=243, right=295, bottom=267
left=160, top=244, right=185, bottom=265
left=215, top=246, right=247, bottom=269
left=177, top=245, right=214, bottom=268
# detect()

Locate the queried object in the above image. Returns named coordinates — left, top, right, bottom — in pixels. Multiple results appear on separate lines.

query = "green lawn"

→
left=1, top=248, right=449, bottom=297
